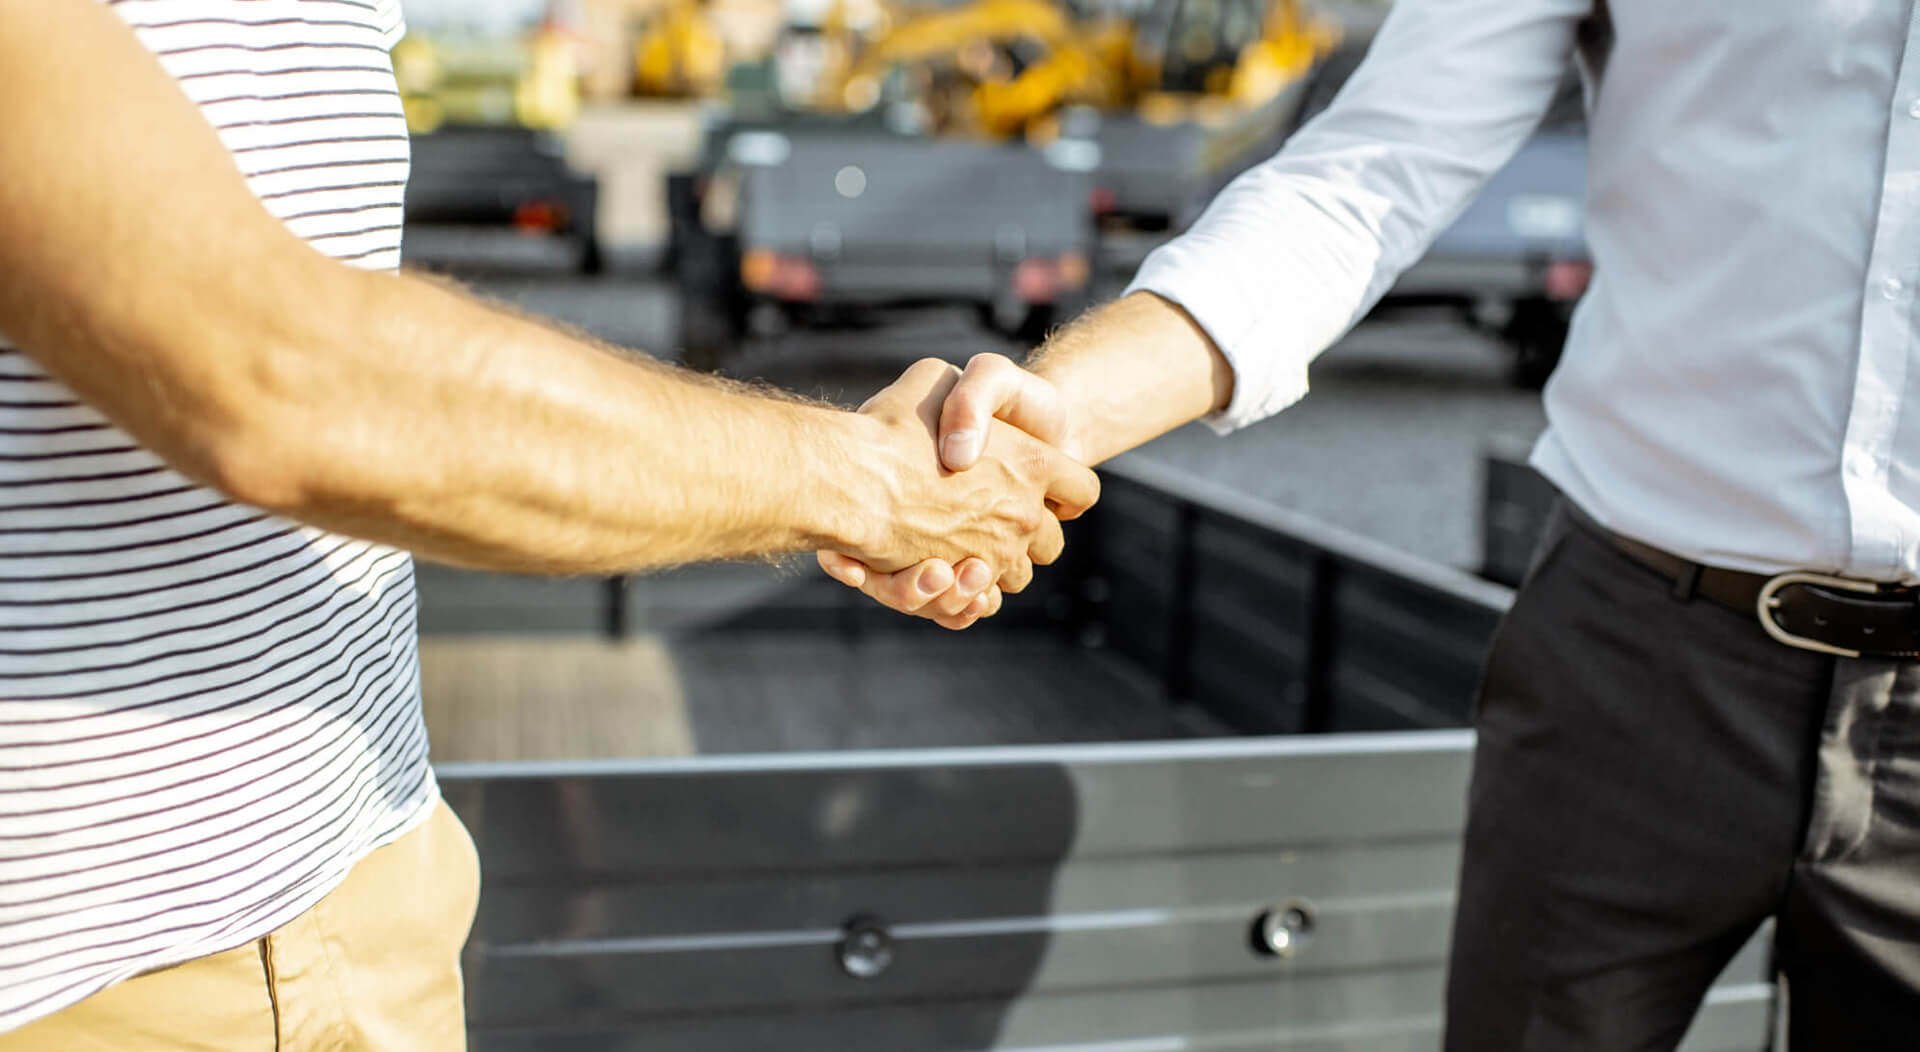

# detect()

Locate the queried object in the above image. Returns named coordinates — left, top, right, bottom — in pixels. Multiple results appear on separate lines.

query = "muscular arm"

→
left=0, top=0, right=1093, bottom=577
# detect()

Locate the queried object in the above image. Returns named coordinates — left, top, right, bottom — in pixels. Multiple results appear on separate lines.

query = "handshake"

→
left=815, top=353, right=1093, bottom=631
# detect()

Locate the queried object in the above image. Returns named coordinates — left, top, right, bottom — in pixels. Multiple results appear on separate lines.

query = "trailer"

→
left=416, top=458, right=1775, bottom=1050
left=672, top=124, right=1096, bottom=370
left=1090, top=77, right=1311, bottom=230
left=404, top=125, right=604, bottom=274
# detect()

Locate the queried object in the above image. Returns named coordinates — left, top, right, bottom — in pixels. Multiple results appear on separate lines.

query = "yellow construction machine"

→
left=824, top=0, right=1120, bottom=138
left=811, top=0, right=1335, bottom=142
left=631, top=0, right=732, bottom=98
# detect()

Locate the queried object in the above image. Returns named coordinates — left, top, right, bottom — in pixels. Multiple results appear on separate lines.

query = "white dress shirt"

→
left=1129, top=0, right=1920, bottom=582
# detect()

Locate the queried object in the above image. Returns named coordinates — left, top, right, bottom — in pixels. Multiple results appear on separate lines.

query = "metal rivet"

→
left=837, top=915, right=893, bottom=979
left=1252, top=899, right=1317, bottom=959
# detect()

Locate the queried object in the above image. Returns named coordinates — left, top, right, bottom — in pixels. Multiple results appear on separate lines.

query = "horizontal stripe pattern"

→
left=0, top=0, right=431, bottom=1032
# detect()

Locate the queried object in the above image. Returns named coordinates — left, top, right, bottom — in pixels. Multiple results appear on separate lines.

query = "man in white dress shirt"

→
left=826, top=0, right=1920, bottom=1046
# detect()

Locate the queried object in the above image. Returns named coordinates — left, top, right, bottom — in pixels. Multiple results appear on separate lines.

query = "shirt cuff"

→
left=1124, top=238, right=1312, bottom=434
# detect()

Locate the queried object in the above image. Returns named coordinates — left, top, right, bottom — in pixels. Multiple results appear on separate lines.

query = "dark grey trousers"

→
left=1443, top=502, right=1920, bottom=1051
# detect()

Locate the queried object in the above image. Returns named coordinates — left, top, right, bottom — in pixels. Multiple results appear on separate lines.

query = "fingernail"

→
left=843, top=565, right=866, bottom=587
left=916, top=565, right=946, bottom=595
left=958, top=561, right=992, bottom=592
left=941, top=430, right=981, bottom=467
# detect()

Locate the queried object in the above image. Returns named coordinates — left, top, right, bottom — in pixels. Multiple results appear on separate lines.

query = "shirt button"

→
left=1909, top=97, right=1920, bottom=119
left=1883, top=277, right=1906, bottom=299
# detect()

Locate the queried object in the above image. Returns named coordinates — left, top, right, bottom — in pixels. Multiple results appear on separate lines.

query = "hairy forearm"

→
left=218, top=267, right=876, bottom=573
left=21, top=249, right=877, bottom=574
left=1027, top=292, right=1235, bottom=465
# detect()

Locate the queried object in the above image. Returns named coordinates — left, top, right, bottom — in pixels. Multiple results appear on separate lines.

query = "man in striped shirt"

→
left=0, top=0, right=1093, bottom=1045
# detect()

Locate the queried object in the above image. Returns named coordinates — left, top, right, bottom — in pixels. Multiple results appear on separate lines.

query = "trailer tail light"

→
left=742, top=249, right=821, bottom=302
left=1014, top=253, right=1091, bottom=305
left=1546, top=260, right=1593, bottom=302
left=513, top=200, right=565, bottom=234
left=741, top=248, right=778, bottom=291
left=1013, top=260, right=1058, bottom=304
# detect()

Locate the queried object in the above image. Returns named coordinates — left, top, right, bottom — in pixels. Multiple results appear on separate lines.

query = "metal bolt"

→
left=1252, top=900, right=1317, bottom=959
left=837, top=915, right=894, bottom=979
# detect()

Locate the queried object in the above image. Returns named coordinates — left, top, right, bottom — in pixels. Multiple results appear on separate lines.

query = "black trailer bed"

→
left=415, top=459, right=1775, bottom=1051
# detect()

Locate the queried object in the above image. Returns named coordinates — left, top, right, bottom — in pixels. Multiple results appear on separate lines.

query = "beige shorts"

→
left=0, top=799, right=481, bottom=1051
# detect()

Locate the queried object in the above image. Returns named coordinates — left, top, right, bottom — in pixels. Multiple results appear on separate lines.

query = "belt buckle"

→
left=1756, top=571, right=1882, bottom=658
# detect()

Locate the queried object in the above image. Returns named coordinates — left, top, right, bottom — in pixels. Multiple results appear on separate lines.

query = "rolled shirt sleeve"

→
left=1126, top=0, right=1591, bottom=432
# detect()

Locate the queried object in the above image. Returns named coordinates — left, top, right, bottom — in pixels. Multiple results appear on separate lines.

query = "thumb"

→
left=940, top=428, right=986, bottom=472
left=939, top=353, right=1065, bottom=470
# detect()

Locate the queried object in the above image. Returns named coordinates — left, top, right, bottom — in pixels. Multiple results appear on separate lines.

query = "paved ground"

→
left=453, top=267, right=1547, bottom=571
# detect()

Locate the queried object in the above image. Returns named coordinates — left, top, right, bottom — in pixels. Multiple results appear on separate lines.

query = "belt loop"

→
left=1671, top=563, right=1702, bottom=602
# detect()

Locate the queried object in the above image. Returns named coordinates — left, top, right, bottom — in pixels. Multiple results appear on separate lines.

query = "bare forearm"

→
left=234, top=269, right=875, bottom=573
left=23, top=250, right=874, bottom=574
left=1027, top=292, right=1235, bottom=465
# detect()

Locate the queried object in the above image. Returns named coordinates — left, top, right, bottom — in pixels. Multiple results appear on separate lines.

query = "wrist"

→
left=1024, top=359, right=1091, bottom=465
left=803, top=409, right=895, bottom=557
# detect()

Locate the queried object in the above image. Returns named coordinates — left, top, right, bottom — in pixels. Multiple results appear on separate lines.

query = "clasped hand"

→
left=821, top=354, right=1081, bottom=630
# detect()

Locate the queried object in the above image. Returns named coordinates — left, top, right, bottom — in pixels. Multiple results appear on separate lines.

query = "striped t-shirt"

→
left=0, top=0, right=434, bottom=1030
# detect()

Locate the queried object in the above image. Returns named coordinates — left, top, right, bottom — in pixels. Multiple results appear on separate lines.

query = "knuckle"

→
left=968, top=352, right=1011, bottom=376
left=907, top=357, right=961, bottom=386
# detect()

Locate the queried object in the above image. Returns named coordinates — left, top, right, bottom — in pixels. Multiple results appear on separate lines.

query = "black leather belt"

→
left=1564, top=504, right=1920, bottom=660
